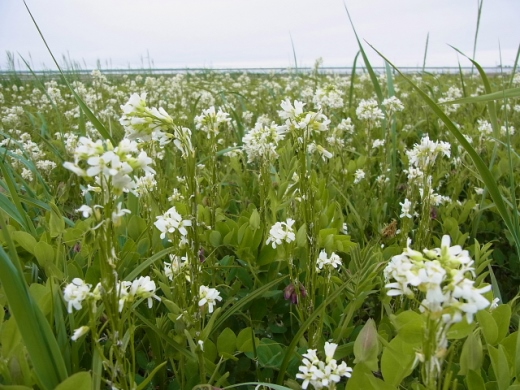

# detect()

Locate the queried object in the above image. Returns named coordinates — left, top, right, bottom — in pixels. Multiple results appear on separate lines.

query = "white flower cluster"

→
left=313, top=85, right=344, bottom=109
left=154, top=206, right=192, bottom=242
left=120, top=92, right=172, bottom=144
left=406, top=134, right=451, bottom=172
left=266, top=218, right=296, bottom=249
left=384, top=235, right=491, bottom=324
left=63, top=276, right=160, bottom=314
left=242, top=121, right=286, bottom=163
left=296, top=342, right=352, bottom=389
left=356, top=98, right=385, bottom=127
left=63, top=137, right=155, bottom=197
left=438, top=87, right=462, bottom=113
left=164, top=254, right=189, bottom=280
left=316, top=250, right=342, bottom=272
left=198, top=285, right=222, bottom=313
left=194, top=106, right=231, bottom=138
left=382, top=96, right=405, bottom=116
left=278, top=99, right=331, bottom=140
left=119, top=93, right=194, bottom=156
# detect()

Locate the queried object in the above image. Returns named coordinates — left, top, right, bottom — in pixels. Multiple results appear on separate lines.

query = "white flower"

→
left=353, top=169, right=365, bottom=184
left=316, top=250, right=342, bottom=272
left=71, top=326, right=90, bottom=341
left=198, top=285, right=222, bottom=313
left=356, top=98, right=384, bottom=126
left=399, top=198, right=413, bottom=219
left=266, top=218, right=296, bottom=248
left=129, top=276, right=161, bottom=308
left=382, top=96, right=404, bottom=115
left=154, top=206, right=192, bottom=240
left=63, top=278, right=91, bottom=313
left=112, top=202, right=131, bottom=224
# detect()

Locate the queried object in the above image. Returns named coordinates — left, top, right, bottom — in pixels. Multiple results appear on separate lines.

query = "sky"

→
left=0, top=0, right=519, bottom=71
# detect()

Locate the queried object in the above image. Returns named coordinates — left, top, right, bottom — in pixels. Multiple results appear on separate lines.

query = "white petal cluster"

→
left=316, top=250, right=342, bottom=272
left=313, top=85, right=344, bottom=109
left=296, top=342, right=352, bottom=389
left=382, top=96, right=405, bottom=115
left=278, top=99, right=330, bottom=138
left=120, top=92, right=173, bottom=142
left=63, top=276, right=160, bottom=313
left=194, top=106, right=231, bottom=138
left=242, top=121, right=285, bottom=163
left=384, top=235, right=491, bottom=324
left=63, top=278, right=93, bottom=313
left=406, top=134, right=451, bottom=171
left=266, top=218, right=296, bottom=248
left=356, top=98, right=385, bottom=126
left=63, top=136, right=155, bottom=196
left=154, top=206, right=192, bottom=240
left=198, top=285, right=222, bottom=313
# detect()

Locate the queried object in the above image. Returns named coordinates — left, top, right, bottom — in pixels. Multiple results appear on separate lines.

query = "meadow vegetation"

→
left=0, top=60, right=520, bottom=389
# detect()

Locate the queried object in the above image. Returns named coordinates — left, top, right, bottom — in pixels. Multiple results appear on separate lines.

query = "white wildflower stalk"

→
left=278, top=98, right=332, bottom=345
left=384, top=236, right=492, bottom=389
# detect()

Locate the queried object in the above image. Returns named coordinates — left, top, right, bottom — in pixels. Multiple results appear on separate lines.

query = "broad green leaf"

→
left=49, top=202, right=65, bottom=238
left=466, top=369, right=486, bottom=390
left=380, top=336, right=415, bottom=387
left=459, top=332, right=483, bottom=375
left=12, top=231, right=37, bottom=254
left=477, top=310, right=498, bottom=345
left=217, top=327, right=237, bottom=356
left=488, top=345, right=511, bottom=390
left=353, top=318, right=380, bottom=371
left=55, top=372, right=91, bottom=390
left=237, top=327, right=258, bottom=353
left=249, top=208, right=260, bottom=230
left=492, top=305, right=511, bottom=343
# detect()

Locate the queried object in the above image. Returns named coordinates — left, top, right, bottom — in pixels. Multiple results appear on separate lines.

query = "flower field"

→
left=0, top=63, right=520, bottom=389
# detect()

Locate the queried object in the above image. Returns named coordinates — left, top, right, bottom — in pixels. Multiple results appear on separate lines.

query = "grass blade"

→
left=22, top=1, right=114, bottom=144
left=343, top=3, right=383, bottom=103
left=422, top=32, right=429, bottom=73
left=0, top=228, right=68, bottom=388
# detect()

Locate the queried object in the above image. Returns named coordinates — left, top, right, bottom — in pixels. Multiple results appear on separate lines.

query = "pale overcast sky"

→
left=0, top=0, right=519, bottom=71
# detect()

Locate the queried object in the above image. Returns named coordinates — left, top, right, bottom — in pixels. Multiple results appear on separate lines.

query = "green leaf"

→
left=442, top=87, right=520, bottom=104
left=296, top=224, right=307, bottom=248
left=492, top=305, right=511, bottom=343
left=466, top=369, right=486, bottom=390
left=236, top=327, right=258, bottom=353
left=459, top=332, right=483, bottom=375
left=380, top=336, right=415, bottom=387
left=488, top=344, right=510, bottom=390
left=49, top=202, right=65, bottom=238
left=249, top=208, right=260, bottom=230
left=353, top=318, right=380, bottom=371
left=217, top=328, right=237, bottom=356
left=0, top=245, right=68, bottom=389
left=55, top=372, right=91, bottom=390
left=12, top=231, right=37, bottom=254
left=209, top=230, right=222, bottom=247
left=477, top=310, right=499, bottom=345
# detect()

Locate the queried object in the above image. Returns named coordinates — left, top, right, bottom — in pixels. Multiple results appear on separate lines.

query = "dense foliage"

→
left=0, top=66, right=519, bottom=389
